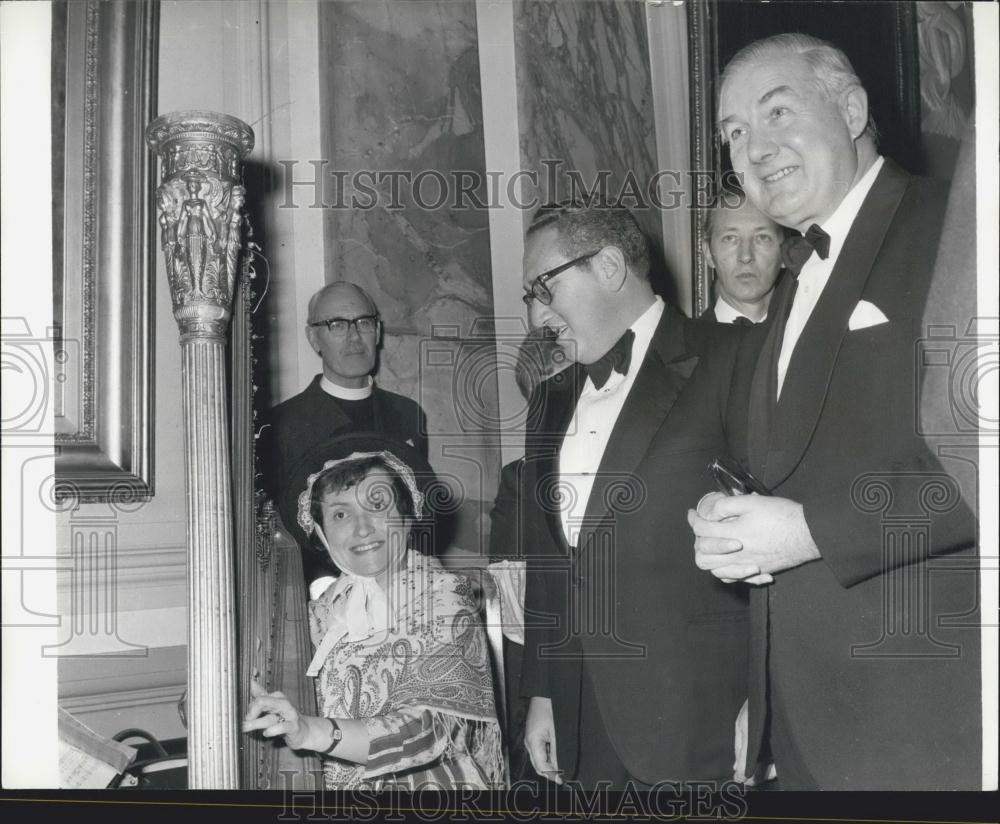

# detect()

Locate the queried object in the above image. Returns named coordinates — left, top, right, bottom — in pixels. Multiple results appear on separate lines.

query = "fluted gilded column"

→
left=146, top=112, right=254, bottom=789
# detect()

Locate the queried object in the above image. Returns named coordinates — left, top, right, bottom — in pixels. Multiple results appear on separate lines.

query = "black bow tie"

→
left=586, top=329, right=635, bottom=389
left=781, top=223, right=831, bottom=276
left=732, top=316, right=754, bottom=328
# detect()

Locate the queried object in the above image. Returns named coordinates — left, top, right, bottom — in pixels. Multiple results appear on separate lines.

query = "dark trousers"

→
left=768, top=680, right=818, bottom=790
left=570, top=661, right=651, bottom=790
left=503, top=638, right=534, bottom=784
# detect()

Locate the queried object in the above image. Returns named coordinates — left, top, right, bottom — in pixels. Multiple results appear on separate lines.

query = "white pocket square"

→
left=848, top=300, right=889, bottom=331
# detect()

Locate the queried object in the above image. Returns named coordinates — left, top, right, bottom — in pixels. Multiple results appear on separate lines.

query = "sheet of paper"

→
left=59, top=740, right=121, bottom=789
left=56, top=708, right=136, bottom=787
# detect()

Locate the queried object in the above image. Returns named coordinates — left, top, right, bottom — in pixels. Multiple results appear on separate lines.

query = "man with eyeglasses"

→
left=262, top=281, right=428, bottom=581
left=517, top=202, right=749, bottom=788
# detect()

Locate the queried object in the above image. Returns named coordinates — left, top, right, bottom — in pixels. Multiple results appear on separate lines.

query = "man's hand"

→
left=688, top=493, right=820, bottom=583
left=732, top=697, right=777, bottom=786
left=525, top=696, right=563, bottom=784
left=733, top=698, right=751, bottom=783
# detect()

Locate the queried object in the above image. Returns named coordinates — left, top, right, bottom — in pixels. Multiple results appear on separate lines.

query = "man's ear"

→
left=305, top=324, right=320, bottom=355
left=841, top=85, right=869, bottom=141
left=596, top=245, right=629, bottom=292
left=703, top=240, right=717, bottom=272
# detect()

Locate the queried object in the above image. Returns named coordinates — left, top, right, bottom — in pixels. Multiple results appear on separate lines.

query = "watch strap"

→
left=321, top=717, right=342, bottom=754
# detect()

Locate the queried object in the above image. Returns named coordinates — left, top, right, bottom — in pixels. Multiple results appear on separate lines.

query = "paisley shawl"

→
left=308, top=551, right=504, bottom=788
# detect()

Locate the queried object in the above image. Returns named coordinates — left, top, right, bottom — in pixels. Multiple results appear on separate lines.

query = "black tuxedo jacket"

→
left=728, top=159, right=980, bottom=788
left=519, top=304, right=749, bottom=783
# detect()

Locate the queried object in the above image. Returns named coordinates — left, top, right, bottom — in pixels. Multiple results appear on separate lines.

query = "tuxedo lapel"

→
left=581, top=311, right=697, bottom=531
left=531, top=363, right=585, bottom=553
left=764, top=161, right=911, bottom=488
left=747, top=274, right=797, bottom=477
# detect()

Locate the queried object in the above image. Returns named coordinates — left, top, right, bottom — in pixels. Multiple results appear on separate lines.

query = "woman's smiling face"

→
left=318, top=470, right=410, bottom=579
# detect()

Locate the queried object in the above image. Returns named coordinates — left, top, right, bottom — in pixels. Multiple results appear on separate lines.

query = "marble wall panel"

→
left=514, top=0, right=669, bottom=290
left=318, top=1, right=499, bottom=553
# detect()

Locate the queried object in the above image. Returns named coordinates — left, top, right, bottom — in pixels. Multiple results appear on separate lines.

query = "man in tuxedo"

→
left=689, top=33, right=980, bottom=789
left=519, top=202, right=748, bottom=788
left=261, top=282, right=428, bottom=579
left=701, top=192, right=785, bottom=325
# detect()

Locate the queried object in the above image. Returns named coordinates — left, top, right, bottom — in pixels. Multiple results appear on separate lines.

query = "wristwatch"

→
left=321, top=718, right=342, bottom=754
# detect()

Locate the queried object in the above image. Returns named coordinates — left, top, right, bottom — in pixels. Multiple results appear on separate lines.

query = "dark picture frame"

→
left=52, top=0, right=159, bottom=502
left=687, top=0, right=922, bottom=317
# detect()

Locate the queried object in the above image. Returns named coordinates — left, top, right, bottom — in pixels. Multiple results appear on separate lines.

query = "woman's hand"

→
left=242, top=680, right=324, bottom=751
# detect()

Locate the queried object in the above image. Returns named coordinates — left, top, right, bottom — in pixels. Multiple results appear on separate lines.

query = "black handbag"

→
left=109, top=728, right=187, bottom=789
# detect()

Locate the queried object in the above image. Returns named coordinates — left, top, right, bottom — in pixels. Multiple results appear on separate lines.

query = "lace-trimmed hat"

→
left=278, top=431, right=436, bottom=549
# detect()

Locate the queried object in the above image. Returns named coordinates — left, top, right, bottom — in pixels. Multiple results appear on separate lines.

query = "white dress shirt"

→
left=320, top=374, right=374, bottom=400
left=713, top=295, right=764, bottom=324
left=776, top=156, right=884, bottom=398
left=558, top=297, right=665, bottom=545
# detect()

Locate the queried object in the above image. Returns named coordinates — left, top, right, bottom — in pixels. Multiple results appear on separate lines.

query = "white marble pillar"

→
left=146, top=111, right=254, bottom=789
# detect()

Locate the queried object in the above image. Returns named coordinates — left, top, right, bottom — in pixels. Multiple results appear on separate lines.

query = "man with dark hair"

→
left=689, top=33, right=979, bottom=789
left=701, top=191, right=785, bottom=324
left=261, top=281, right=428, bottom=580
left=518, top=201, right=748, bottom=787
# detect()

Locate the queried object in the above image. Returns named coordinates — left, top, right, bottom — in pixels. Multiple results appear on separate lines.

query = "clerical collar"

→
left=714, top=295, right=765, bottom=325
left=319, top=375, right=373, bottom=400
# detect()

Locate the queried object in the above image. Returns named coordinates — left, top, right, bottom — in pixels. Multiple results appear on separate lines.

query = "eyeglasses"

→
left=522, top=249, right=600, bottom=306
left=307, top=315, right=379, bottom=336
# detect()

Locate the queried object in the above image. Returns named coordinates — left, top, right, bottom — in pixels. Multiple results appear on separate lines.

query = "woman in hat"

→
left=242, top=434, right=504, bottom=789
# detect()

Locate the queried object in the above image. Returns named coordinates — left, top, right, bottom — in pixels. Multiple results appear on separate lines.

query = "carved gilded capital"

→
left=146, top=111, right=254, bottom=335
left=146, top=111, right=255, bottom=177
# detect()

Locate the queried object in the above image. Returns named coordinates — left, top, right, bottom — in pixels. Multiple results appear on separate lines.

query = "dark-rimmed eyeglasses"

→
left=307, top=314, right=379, bottom=336
left=522, top=249, right=600, bottom=306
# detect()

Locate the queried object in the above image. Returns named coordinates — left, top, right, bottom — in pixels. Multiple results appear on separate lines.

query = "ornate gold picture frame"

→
left=52, top=0, right=159, bottom=502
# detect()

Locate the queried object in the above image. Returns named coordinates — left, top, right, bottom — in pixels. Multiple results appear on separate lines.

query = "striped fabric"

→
left=319, top=708, right=496, bottom=790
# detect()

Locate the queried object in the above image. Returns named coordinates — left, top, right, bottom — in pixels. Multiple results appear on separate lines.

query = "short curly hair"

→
left=308, top=455, right=416, bottom=552
left=527, top=200, right=651, bottom=281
